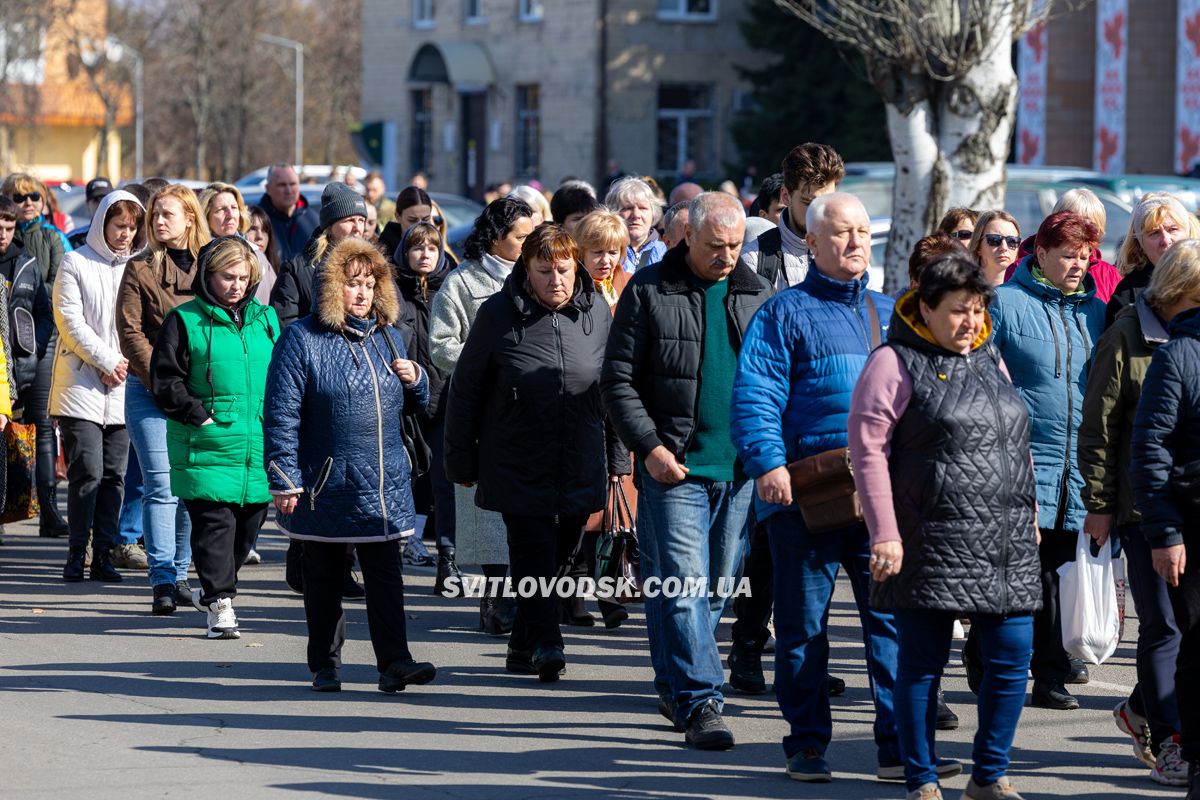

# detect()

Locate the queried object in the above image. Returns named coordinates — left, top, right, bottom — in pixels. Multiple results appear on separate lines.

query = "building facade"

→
left=361, top=0, right=767, bottom=198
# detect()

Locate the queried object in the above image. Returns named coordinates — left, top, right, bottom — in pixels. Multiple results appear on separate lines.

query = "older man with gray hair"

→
left=258, top=163, right=320, bottom=262
left=602, top=191, right=772, bottom=750
left=730, top=193, right=922, bottom=784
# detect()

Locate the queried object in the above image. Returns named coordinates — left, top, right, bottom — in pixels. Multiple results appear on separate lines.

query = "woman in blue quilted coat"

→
left=263, top=237, right=436, bottom=694
left=988, top=211, right=1106, bottom=712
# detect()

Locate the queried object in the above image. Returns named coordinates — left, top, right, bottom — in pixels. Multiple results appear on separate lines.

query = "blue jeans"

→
left=638, top=472, right=752, bottom=727
left=766, top=510, right=899, bottom=763
left=115, top=441, right=143, bottom=546
left=125, top=377, right=191, bottom=587
left=894, top=609, right=1033, bottom=789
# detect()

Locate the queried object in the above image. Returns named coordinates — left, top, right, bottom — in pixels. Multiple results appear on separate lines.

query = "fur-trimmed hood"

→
left=315, top=237, right=401, bottom=330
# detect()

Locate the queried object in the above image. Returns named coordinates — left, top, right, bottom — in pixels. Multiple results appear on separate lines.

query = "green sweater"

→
left=685, top=278, right=738, bottom=482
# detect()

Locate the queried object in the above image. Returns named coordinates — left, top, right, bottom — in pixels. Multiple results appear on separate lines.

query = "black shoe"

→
left=533, top=645, right=566, bottom=683
left=1066, top=656, right=1090, bottom=685
left=560, top=596, right=596, bottom=627
left=38, top=485, right=69, bottom=538
left=505, top=646, right=537, bottom=674
left=602, top=605, right=629, bottom=629
left=62, top=546, right=86, bottom=582
left=1031, top=680, right=1080, bottom=710
left=827, top=674, right=846, bottom=697
left=962, top=638, right=983, bottom=695
left=174, top=580, right=194, bottom=606
left=480, top=596, right=504, bottom=634
left=342, top=569, right=366, bottom=600
left=936, top=688, right=959, bottom=730
left=378, top=659, right=437, bottom=693
left=152, top=583, right=177, bottom=615
left=685, top=699, right=734, bottom=750
left=312, top=668, right=342, bottom=692
left=658, top=696, right=685, bottom=732
left=494, top=595, right=517, bottom=635
left=1187, top=761, right=1200, bottom=800
left=433, top=549, right=463, bottom=595
left=89, top=550, right=123, bottom=582
left=728, top=641, right=766, bottom=695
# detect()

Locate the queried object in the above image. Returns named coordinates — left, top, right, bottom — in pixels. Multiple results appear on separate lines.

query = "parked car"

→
left=1075, top=175, right=1200, bottom=213
left=234, top=164, right=368, bottom=192
left=428, top=192, right=483, bottom=230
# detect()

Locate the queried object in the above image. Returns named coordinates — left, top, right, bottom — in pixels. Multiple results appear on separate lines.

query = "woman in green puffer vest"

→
left=150, top=236, right=279, bottom=640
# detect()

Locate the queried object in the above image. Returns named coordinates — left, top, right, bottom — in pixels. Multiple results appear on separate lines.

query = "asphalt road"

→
left=0, top=516, right=1179, bottom=799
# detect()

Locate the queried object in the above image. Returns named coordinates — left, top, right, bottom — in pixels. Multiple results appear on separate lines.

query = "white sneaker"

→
left=907, top=783, right=943, bottom=800
left=1151, top=735, right=1189, bottom=786
left=952, top=619, right=966, bottom=640
left=206, top=597, right=240, bottom=639
left=1113, top=698, right=1155, bottom=767
left=243, top=549, right=261, bottom=565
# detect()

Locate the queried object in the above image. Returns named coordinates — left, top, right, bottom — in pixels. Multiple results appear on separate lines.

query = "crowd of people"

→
left=3, top=142, right=1200, bottom=800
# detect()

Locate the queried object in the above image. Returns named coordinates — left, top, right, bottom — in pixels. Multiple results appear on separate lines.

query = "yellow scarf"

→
left=595, top=277, right=618, bottom=307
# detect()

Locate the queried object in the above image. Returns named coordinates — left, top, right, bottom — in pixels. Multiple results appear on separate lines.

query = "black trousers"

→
left=19, top=350, right=57, bottom=489
left=186, top=499, right=268, bottom=605
left=301, top=538, right=412, bottom=674
left=1030, top=528, right=1076, bottom=684
left=57, top=417, right=128, bottom=552
left=427, top=417, right=456, bottom=553
left=503, top=513, right=587, bottom=653
left=1168, top=533, right=1200, bottom=763
left=731, top=517, right=774, bottom=650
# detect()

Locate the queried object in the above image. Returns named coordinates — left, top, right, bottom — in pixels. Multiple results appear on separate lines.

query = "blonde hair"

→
left=574, top=210, right=630, bottom=253
left=967, top=210, right=1020, bottom=264
left=1116, top=193, right=1200, bottom=275
left=199, top=182, right=250, bottom=235
left=1, top=172, right=40, bottom=198
left=203, top=236, right=262, bottom=286
left=1143, top=239, right=1200, bottom=312
left=1053, top=188, right=1106, bottom=234
left=147, top=185, right=211, bottom=270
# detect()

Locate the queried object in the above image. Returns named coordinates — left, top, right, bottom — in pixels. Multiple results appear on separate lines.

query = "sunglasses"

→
left=951, top=229, right=973, bottom=240
left=12, top=192, right=40, bottom=204
left=984, top=233, right=1020, bottom=250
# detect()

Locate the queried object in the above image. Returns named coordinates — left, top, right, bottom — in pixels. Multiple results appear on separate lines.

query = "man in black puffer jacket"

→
left=601, top=193, right=771, bottom=751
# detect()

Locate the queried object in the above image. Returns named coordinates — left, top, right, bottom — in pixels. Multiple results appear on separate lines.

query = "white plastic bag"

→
left=1057, top=531, right=1120, bottom=665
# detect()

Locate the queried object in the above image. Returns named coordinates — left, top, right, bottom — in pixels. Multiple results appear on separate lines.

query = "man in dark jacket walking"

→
left=258, top=164, right=320, bottom=263
left=602, top=192, right=771, bottom=750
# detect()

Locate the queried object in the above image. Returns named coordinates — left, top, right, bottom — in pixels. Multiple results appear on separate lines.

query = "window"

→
left=515, top=85, right=541, bottom=178
left=657, top=0, right=716, bottom=21
left=413, top=0, right=435, bottom=28
left=410, top=89, right=433, bottom=177
left=519, top=0, right=544, bottom=22
left=465, top=0, right=485, bottom=23
left=656, top=83, right=713, bottom=177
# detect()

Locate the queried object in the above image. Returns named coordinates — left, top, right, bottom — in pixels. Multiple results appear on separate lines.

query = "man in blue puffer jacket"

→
left=731, top=193, right=902, bottom=784
left=989, top=211, right=1106, bottom=712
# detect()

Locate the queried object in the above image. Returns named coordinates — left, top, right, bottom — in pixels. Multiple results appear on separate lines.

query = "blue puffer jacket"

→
left=731, top=266, right=893, bottom=519
left=1132, top=306, right=1200, bottom=550
left=991, top=257, right=1105, bottom=532
left=263, top=299, right=429, bottom=543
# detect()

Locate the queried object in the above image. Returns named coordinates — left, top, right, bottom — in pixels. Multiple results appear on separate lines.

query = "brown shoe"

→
left=964, top=776, right=1025, bottom=799
left=110, top=543, right=149, bottom=570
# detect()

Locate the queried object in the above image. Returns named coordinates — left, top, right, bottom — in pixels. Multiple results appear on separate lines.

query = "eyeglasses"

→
left=12, top=192, right=40, bottom=204
left=951, top=229, right=973, bottom=240
left=984, top=233, right=1020, bottom=250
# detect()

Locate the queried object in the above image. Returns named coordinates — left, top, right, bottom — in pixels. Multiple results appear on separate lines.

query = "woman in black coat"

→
left=1131, top=238, right=1200, bottom=797
left=444, top=223, right=629, bottom=682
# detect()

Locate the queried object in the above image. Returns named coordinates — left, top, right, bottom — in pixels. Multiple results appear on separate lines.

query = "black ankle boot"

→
left=560, top=595, right=596, bottom=627
left=1187, top=761, right=1200, bottom=800
left=90, top=549, right=123, bottom=582
left=62, top=546, right=86, bottom=582
left=433, top=548, right=463, bottom=596
left=38, top=485, right=69, bottom=538
left=480, top=595, right=502, bottom=634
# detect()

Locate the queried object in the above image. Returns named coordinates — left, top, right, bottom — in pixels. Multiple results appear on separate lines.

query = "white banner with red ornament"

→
left=1094, top=0, right=1127, bottom=174
left=1016, top=1, right=1048, bottom=165
left=1177, top=0, right=1200, bottom=174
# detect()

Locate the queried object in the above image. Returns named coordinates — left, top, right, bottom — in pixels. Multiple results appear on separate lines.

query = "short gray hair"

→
left=662, top=201, right=689, bottom=234
left=806, top=192, right=868, bottom=235
left=266, top=163, right=296, bottom=184
left=605, top=176, right=661, bottom=224
left=688, top=192, right=745, bottom=233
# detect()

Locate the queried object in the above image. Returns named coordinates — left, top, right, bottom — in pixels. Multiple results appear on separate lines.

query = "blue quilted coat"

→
left=991, top=257, right=1105, bottom=532
left=263, top=312, right=430, bottom=542
left=731, top=266, right=893, bottom=520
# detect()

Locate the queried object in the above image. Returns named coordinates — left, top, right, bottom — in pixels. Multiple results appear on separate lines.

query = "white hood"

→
left=85, top=189, right=144, bottom=265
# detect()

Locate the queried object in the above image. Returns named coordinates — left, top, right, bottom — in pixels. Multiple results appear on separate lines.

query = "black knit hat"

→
left=320, top=182, right=369, bottom=230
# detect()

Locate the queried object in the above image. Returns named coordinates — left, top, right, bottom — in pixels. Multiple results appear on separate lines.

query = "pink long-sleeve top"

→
left=848, top=345, right=1016, bottom=547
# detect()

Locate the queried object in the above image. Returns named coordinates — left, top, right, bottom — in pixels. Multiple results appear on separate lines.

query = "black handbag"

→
left=380, top=326, right=432, bottom=479
left=594, top=479, right=642, bottom=603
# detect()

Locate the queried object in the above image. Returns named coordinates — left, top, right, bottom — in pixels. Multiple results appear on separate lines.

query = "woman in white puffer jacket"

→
left=51, top=190, right=145, bottom=583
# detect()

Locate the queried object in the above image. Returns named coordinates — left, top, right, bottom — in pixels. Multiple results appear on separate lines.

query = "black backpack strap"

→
left=755, top=226, right=783, bottom=287
left=864, top=294, right=882, bottom=350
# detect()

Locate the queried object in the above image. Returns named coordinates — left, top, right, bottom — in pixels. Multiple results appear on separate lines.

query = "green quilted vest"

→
left=165, top=296, right=278, bottom=504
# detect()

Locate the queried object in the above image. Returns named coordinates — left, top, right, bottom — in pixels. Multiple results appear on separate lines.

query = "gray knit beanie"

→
left=320, top=182, right=369, bottom=229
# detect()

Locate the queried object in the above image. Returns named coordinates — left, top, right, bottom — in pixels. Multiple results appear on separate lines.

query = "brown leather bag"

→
left=784, top=295, right=881, bottom=534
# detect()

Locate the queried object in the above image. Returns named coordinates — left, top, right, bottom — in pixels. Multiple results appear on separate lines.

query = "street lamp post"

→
left=129, top=47, right=143, bottom=180
left=258, top=34, right=304, bottom=169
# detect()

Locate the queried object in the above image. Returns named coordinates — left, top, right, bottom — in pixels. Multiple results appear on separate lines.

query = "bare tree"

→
left=775, top=0, right=1090, bottom=291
